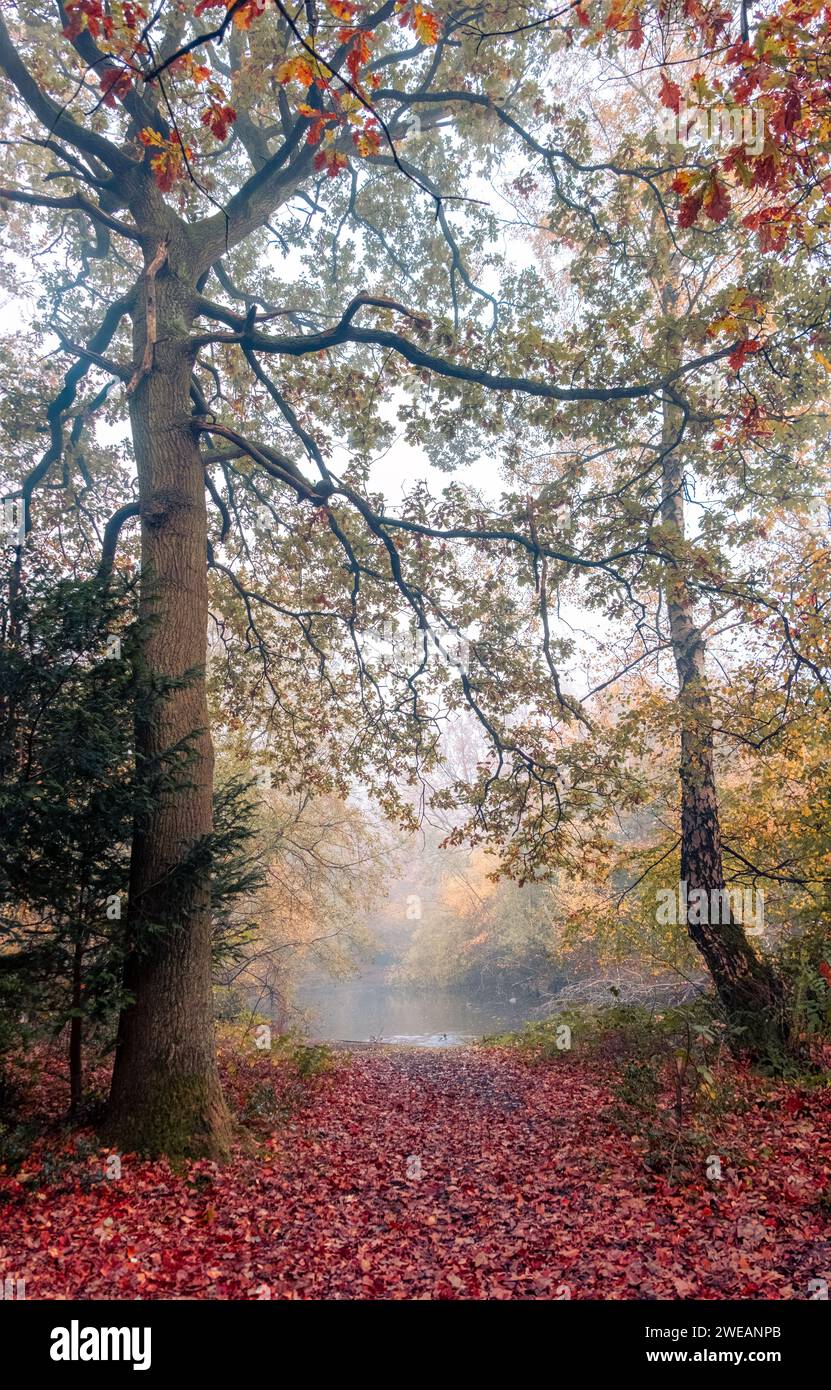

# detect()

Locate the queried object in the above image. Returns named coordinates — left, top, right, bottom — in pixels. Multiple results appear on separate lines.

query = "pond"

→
left=291, top=979, right=539, bottom=1047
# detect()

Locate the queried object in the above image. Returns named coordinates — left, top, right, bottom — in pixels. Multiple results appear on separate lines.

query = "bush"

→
left=488, top=995, right=750, bottom=1182
left=217, top=1023, right=333, bottom=1132
left=778, top=929, right=831, bottom=1044
left=487, top=994, right=723, bottom=1064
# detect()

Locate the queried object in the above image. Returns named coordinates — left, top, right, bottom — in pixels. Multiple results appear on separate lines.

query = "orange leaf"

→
left=412, top=4, right=441, bottom=44
left=276, top=56, right=316, bottom=86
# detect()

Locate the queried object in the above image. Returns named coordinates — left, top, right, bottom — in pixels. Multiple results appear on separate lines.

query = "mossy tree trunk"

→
left=104, top=237, right=234, bottom=1159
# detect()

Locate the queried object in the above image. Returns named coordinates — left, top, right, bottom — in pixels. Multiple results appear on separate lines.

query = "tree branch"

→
left=191, top=290, right=744, bottom=406
left=0, top=14, right=132, bottom=176
left=96, top=501, right=140, bottom=580
left=0, top=186, right=141, bottom=241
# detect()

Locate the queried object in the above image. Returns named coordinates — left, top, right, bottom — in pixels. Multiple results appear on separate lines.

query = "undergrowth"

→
left=485, top=994, right=831, bottom=1184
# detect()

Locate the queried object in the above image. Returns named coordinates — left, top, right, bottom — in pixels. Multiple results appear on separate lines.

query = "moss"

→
left=102, top=1067, right=235, bottom=1161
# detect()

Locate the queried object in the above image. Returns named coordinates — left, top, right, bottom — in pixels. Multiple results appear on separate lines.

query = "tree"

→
left=0, top=1, right=796, bottom=1153
left=493, top=16, right=831, bottom=1052
left=213, top=751, right=384, bottom=1027
left=0, top=570, right=184, bottom=1113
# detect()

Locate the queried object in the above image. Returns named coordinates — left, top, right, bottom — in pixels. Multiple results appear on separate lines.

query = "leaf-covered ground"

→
left=0, top=1044, right=829, bottom=1299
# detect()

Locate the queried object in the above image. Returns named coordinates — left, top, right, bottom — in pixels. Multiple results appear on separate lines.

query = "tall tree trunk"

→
left=105, top=249, right=234, bottom=1158
left=660, top=396, right=787, bottom=1057
left=68, top=936, right=83, bottom=1118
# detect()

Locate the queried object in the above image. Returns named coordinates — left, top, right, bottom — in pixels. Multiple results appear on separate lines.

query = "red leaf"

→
left=313, top=148, right=349, bottom=177
left=727, top=338, right=761, bottom=372
left=780, top=88, right=802, bottom=134
left=200, top=103, right=237, bottom=142
left=63, top=0, right=105, bottom=39
left=702, top=176, right=731, bottom=224
left=659, top=71, right=682, bottom=115
left=678, top=191, right=704, bottom=227
left=99, top=67, right=133, bottom=108
left=628, top=12, right=644, bottom=49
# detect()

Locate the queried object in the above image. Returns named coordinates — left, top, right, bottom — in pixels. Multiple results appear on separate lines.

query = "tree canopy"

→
left=0, top=0, right=828, bottom=1155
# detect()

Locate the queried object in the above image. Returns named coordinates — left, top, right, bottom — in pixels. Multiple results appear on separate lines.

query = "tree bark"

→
left=68, top=936, right=83, bottom=1118
left=104, top=249, right=234, bottom=1158
left=660, top=391, right=787, bottom=1056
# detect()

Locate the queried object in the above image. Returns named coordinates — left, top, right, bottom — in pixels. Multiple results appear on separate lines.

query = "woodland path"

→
left=0, top=1046, right=827, bottom=1298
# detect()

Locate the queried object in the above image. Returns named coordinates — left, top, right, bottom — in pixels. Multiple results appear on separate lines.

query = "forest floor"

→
left=0, top=1040, right=829, bottom=1299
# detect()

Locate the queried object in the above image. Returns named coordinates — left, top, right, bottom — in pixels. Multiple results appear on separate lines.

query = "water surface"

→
left=293, top=980, right=538, bottom=1047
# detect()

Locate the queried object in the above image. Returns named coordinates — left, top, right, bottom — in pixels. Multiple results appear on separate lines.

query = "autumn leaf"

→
left=702, top=176, right=731, bottom=223
left=313, top=147, right=349, bottom=177
left=412, top=5, right=441, bottom=44
left=342, top=29, right=374, bottom=84
left=99, top=67, right=132, bottom=108
left=727, top=337, right=762, bottom=372
left=276, top=56, right=317, bottom=87
left=303, top=110, right=339, bottom=145
left=138, top=126, right=165, bottom=149
left=659, top=71, right=682, bottom=115
left=627, top=11, right=645, bottom=49
left=200, top=103, right=237, bottom=142
left=63, top=0, right=106, bottom=40
left=670, top=171, right=696, bottom=196
left=353, top=126, right=383, bottom=157
left=678, top=191, right=704, bottom=227
left=757, top=221, right=788, bottom=254
left=195, top=0, right=266, bottom=24
left=231, top=0, right=268, bottom=29
left=138, top=129, right=192, bottom=190
left=777, top=87, right=802, bottom=135
left=151, top=152, right=184, bottom=192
